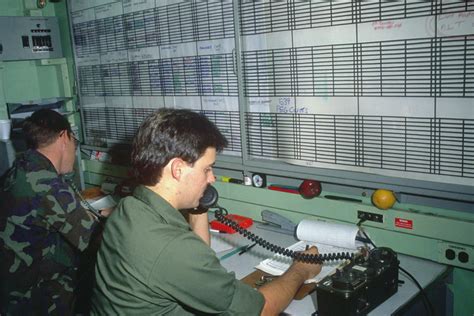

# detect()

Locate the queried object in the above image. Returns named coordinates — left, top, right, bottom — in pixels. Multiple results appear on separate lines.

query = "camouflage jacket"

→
left=0, top=149, right=99, bottom=315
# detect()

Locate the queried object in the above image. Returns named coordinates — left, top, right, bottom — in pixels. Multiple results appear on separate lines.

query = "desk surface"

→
left=212, top=220, right=448, bottom=316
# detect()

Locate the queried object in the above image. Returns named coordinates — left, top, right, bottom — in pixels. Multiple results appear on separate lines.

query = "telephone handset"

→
left=199, top=185, right=220, bottom=209
left=200, top=186, right=353, bottom=264
left=63, top=172, right=102, bottom=218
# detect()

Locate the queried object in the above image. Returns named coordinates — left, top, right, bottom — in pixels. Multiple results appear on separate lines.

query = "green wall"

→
left=450, top=268, right=474, bottom=315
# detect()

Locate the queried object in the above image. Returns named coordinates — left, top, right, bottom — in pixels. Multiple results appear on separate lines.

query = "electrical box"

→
left=437, top=241, right=473, bottom=270
left=0, top=16, right=63, bottom=61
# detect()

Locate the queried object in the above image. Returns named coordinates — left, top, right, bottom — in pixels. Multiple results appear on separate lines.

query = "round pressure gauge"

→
left=251, top=173, right=266, bottom=188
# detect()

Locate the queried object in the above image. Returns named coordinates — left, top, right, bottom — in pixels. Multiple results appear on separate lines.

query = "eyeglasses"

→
left=60, top=131, right=80, bottom=149
left=71, top=134, right=79, bottom=149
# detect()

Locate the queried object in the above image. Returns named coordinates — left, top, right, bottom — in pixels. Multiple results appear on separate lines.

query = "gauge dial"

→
left=252, top=173, right=266, bottom=188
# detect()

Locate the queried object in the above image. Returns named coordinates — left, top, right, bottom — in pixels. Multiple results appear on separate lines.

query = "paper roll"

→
left=296, top=219, right=360, bottom=249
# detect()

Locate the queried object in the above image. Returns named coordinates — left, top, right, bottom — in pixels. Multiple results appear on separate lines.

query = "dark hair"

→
left=22, top=109, right=72, bottom=149
left=131, top=108, right=228, bottom=186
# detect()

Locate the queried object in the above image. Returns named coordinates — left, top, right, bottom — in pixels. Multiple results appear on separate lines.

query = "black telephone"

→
left=63, top=172, right=102, bottom=218
left=200, top=185, right=353, bottom=264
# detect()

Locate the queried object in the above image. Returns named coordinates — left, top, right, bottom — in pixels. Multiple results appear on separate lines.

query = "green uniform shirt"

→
left=91, top=185, right=264, bottom=315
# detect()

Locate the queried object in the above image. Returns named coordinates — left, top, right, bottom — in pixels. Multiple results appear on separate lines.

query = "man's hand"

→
left=291, top=246, right=322, bottom=280
left=258, top=246, right=322, bottom=316
left=99, top=207, right=115, bottom=218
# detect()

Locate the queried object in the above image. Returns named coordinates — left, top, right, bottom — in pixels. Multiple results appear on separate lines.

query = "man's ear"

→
left=59, top=130, right=68, bottom=150
left=170, top=158, right=185, bottom=180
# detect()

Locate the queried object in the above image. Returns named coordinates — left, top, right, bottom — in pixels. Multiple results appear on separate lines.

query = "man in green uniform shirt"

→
left=0, top=109, right=107, bottom=315
left=91, top=108, right=321, bottom=315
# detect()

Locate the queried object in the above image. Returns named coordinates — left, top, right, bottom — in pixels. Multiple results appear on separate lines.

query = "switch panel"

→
left=0, top=16, right=63, bottom=61
left=358, top=210, right=384, bottom=223
left=437, top=242, right=473, bottom=269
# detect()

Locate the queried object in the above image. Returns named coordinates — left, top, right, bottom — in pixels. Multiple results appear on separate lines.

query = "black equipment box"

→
left=316, top=247, right=399, bottom=315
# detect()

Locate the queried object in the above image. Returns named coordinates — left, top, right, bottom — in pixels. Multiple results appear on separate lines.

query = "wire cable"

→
left=66, top=177, right=103, bottom=219
left=359, top=228, right=435, bottom=316
left=398, top=265, right=435, bottom=316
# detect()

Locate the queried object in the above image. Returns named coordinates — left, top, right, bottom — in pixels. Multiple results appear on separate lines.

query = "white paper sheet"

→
left=86, top=195, right=117, bottom=210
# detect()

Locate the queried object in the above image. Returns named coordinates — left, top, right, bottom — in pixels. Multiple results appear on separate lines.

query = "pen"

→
left=210, top=229, right=228, bottom=234
left=324, top=195, right=363, bottom=203
left=219, top=245, right=249, bottom=261
left=238, top=242, right=257, bottom=255
left=221, top=176, right=244, bottom=184
left=267, top=185, right=299, bottom=194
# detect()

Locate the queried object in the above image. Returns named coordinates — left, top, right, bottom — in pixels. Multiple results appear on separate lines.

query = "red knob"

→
left=299, top=180, right=322, bottom=199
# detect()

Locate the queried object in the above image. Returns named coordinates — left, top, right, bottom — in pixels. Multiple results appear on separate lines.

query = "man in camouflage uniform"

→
left=0, top=109, right=102, bottom=315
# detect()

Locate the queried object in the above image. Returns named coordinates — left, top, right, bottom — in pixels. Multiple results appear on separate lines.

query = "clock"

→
left=251, top=173, right=266, bottom=188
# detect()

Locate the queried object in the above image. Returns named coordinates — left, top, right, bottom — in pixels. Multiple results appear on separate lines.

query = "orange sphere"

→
left=372, top=189, right=396, bottom=210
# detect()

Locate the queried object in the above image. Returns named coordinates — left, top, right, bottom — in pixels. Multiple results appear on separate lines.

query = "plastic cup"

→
left=0, top=119, right=11, bottom=140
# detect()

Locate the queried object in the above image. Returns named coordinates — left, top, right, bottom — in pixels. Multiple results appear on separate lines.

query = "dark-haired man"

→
left=91, top=108, right=321, bottom=315
left=0, top=109, right=107, bottom=315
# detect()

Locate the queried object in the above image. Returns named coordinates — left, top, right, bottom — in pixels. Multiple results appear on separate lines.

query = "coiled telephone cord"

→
left=214, top=208, right=353, bottom=264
